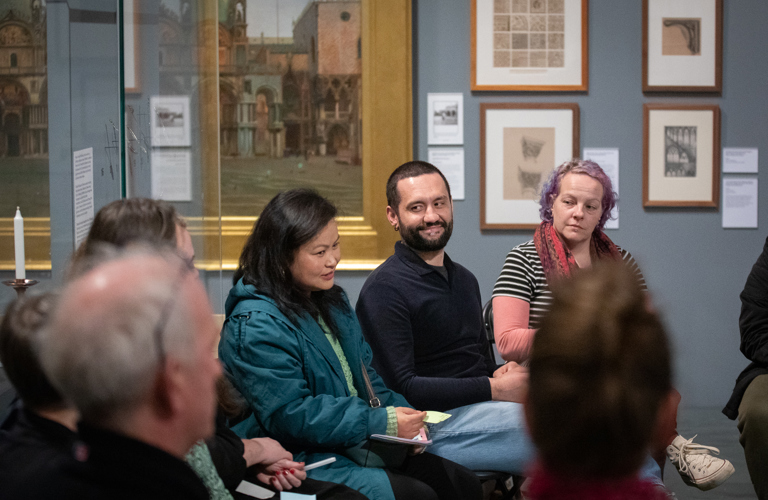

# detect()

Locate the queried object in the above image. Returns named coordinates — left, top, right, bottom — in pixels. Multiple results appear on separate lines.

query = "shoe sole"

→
left=681, top=461, right=735, bottom=491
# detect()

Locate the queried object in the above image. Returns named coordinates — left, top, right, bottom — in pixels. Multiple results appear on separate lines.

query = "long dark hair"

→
left=235, top=189, right=346, bottom=335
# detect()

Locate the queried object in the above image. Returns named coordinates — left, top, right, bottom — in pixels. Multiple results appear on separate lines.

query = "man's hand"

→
left=241, top=437, right=293, bottom=468
left=395, top=407, right=426, bottom=439
left=255, top=458, right=306, bottom=491
left=489, top=362, right=528, bottom=403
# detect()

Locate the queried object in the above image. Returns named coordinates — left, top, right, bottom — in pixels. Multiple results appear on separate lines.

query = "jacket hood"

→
left=224, top=277, right=269, bottom=318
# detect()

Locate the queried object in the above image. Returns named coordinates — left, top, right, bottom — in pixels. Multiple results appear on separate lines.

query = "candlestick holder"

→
left=2, top=279, right=39, bottom=298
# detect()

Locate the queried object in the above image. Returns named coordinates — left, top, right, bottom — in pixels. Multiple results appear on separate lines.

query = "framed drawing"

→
left=123, top=0, right=141, bottom=94
left=643, top=104, right=720, bottom=208
left=642, top=0, right=723, bottom=93
left=471, top=0, right=588, bottom=91
left=480, top=103, right=579, bottom=229
left=150, top=95, right=191, bottom=147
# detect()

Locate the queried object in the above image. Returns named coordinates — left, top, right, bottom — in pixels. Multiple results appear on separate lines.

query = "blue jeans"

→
left=425, top=401, right=665, bottom=487
left=426, top=401, right=533, bottom=474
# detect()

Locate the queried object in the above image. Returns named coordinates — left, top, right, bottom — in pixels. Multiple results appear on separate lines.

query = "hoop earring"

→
left=394, top=224, right=400, bottom=232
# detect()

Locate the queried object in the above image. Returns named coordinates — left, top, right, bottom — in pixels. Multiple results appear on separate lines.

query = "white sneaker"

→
left=666, top=434, right=735, bottom=491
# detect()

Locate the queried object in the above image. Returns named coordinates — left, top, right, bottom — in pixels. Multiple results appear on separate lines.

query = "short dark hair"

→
left=0, top=293, right=64, bottom=411
left=386, top=161, right=451, bottom=211
left=528, top=263, right=672, bottom=479
left=235, top=189, right=346, bottom=334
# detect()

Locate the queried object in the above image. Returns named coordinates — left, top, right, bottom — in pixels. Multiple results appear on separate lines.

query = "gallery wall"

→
left=377, top=0, right=767, bottom=409
left=2, top=1, right=766, bottom=410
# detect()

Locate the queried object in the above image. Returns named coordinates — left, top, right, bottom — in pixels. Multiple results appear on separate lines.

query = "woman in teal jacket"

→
left=219, top=189, right=481, bottom=500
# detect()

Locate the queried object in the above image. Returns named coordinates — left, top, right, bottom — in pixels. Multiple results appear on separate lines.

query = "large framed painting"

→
left=642, top=0, right=723, bottom=93
left=208, top=0, right=411, bottom=270
left=471, top=0, right=588, bottom=91
left=643, top=104, right=720, bottom=207
left=480, top=103, right=579, bottom=229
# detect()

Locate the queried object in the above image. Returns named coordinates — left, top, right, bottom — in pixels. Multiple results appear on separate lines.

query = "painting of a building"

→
left=218, top=0, right=362, bottom=165
left=0, top=1, right=47, bottom=158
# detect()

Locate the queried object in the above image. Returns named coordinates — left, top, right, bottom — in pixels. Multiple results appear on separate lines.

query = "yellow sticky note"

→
left=424, top=411, right=451, bottom=424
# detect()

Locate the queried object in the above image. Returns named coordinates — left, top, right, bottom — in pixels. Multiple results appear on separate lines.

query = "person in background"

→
left=73, top=197, right=365, bottom=499
left=356, top=161, right=532, bottom=476
left=524, top=263, right=672, bottom=500
left=0, top=293, right=79, bottom=499
left=492, top=158, right=734, bottom=490
left=219, top=188, right=482, bottom=500
left=37, top=250, right=219, bottom=499
left=723, top=235, right=768, bottom=499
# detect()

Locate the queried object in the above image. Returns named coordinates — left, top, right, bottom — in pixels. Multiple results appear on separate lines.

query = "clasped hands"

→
left=242, top=436, right=307, bottom=491
left=490, top=361, right=529, bottom=403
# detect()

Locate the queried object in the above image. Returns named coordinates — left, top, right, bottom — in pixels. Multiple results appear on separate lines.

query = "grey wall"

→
left=5, top=1, right=766, bottom=410
left=405, top=0, right=768, bottom=408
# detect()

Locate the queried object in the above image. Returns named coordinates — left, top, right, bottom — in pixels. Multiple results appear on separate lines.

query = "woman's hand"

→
left=255, top=459, right=306, bottom=491
left=395, top=407, right=426, bottom=439
left=242, top=437, right=293, bottom=468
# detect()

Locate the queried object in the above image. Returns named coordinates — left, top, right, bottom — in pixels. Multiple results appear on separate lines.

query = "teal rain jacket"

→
left=219, top=278, right=412, bottom=500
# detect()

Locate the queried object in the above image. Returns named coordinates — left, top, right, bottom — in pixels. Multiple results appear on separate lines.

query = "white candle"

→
left=14, top=207, right=25, bottom=280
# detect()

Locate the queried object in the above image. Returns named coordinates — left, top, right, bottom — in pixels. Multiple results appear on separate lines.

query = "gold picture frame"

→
left=0, top=0, right=411, bottom=272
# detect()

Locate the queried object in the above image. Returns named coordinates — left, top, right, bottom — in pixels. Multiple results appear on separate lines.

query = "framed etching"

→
left=643, top=104, right=720, bottom=208
left=480, top=103, right=579, bottom=229
left=150, top=95, right=191, bottom=147
left=643, top=0, right=723, bottom=93
left=471, top=0, right=588, bottom=91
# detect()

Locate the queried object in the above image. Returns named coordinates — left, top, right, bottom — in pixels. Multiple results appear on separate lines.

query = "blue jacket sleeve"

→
left=220, top=308, right=390, bottom=449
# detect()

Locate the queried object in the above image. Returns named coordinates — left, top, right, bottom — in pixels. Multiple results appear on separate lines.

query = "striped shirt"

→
left=492, top=239, right=646, bottom=329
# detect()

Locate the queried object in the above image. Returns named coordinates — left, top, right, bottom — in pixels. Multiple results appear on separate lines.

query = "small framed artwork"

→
left=150, top=95, right=191, bottom=147
left=642, top=0, right=723, bottom=93
left=428, top=93, right=463, bottom=145
left=471, top=0, right=588, bottom=91
left=481, top=103, right=579, bottom=229
left=643, top=104, right=720, bottom=208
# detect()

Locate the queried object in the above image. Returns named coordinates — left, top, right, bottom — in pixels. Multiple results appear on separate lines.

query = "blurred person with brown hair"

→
left=524, top=263, right=673, bottom=499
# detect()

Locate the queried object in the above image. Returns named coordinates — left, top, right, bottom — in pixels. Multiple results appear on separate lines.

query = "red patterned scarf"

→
left=533, top=221, right=622, bottom=286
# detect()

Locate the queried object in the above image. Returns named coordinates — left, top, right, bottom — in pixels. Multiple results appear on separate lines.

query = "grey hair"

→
left=39, top=248, right=197, bottom=423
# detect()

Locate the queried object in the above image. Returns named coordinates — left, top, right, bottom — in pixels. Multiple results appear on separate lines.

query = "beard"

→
left=400, top=218, right=453, bottom=253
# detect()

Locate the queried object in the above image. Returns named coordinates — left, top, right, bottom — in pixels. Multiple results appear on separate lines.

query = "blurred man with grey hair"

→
left=33, top=250, right=221, bottom=499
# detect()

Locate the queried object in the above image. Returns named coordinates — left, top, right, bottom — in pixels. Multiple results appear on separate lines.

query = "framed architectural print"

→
left=642, top=0, right=723, bottom=93
left=643, top=104, right=720, bottom=207
left=480, top=103, right=579, bottom=229
left=471, top=0, right=588, bottom=91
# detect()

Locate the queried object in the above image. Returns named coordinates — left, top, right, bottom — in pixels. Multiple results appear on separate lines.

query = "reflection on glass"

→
left=0, top=3, right=48, bottom=218
left=218, top=0, right=363, bottom=216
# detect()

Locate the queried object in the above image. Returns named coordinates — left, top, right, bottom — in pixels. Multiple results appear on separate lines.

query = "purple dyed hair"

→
left=538, top=158, right=617, bottom=232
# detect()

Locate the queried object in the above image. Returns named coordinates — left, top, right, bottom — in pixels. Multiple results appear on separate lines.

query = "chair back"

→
left=482, top=299, right=499, bottom=366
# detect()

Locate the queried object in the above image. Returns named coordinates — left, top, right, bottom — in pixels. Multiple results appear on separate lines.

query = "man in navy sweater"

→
left=356, top=161, right=533, bottom=475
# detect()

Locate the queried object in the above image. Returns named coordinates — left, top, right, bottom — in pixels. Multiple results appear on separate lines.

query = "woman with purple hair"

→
left=492, top=159, right=634, bottom=364
left=491, top=159, right=734, bottom=492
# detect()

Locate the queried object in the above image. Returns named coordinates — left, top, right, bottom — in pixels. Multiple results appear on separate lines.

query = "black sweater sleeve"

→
left=356, top=280, right=492, bottom=412
left=740, top=237, right=768, bottom=365
left=206, top=411, right=247, bottom=492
